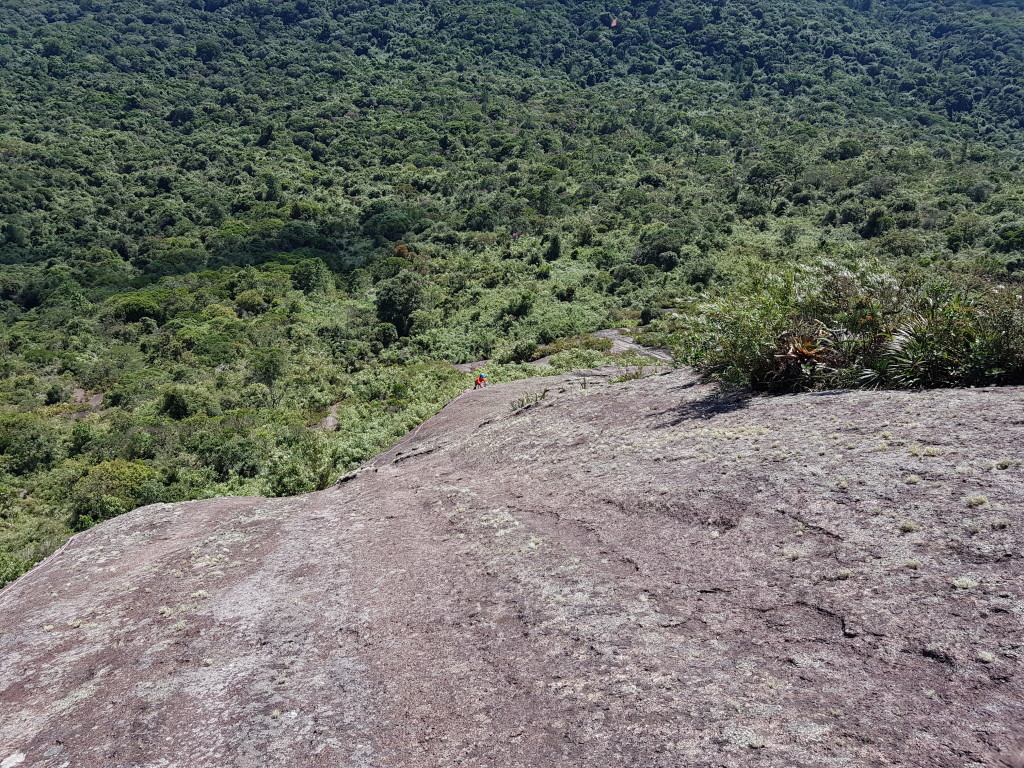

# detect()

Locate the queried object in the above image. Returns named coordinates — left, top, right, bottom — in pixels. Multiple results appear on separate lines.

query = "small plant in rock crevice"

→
left=509, top=390, right=549, bottom=413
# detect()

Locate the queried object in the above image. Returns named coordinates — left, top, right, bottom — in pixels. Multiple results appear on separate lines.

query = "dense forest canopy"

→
left=1, top=0, right=1023, bottom=585
left=1, top=0, right=1022, bottom=266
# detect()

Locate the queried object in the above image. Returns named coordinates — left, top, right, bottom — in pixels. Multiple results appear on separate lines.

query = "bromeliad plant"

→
left=667, top=260, right=1024, bottom=392
left=861, top=288, right=1024, bottom=388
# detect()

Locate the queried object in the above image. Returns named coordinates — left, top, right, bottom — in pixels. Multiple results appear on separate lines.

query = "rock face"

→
left=1, top=368, right=1022, bottom=768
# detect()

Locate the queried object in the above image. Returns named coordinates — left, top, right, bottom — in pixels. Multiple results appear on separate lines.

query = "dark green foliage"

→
left=863, top=291, right=1024, bottom=388
left=633, top=229, right=685, bottom=271
left=995, top=228, right=1024, bottom=253
left=824, top=140, right=865, bottom=161
left=502, top=290, right=536, bottom=320
left=861, top=209, right=897, bottom=239
left=250, top=353, right=289, bottom=407
left=159, top=386, right=218, bottom=420
left=195, top=39, right=223, bottom=63
left=544, top=235, right=562, bottom=263
left=375, top=272, right=427, bottom=337
left=465, top=206, right=498, bottom=232
left=361, top=202, right=420, bottom=242
left=746, top=164, right=790, bottom=206
left=496, top=340, right=539, bottom=364
left=234, top=290, right=268, bottom=315
left=291, top=259, right=332, bottom=295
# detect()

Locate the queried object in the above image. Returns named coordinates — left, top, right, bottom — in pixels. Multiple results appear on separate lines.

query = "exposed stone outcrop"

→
left=1, top=368, right=1022, bottom=767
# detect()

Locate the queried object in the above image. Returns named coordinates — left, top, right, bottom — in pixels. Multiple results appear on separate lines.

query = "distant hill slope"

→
left=1, top=367, right=1022, bottom=767
left=1, top=0, right=1022, bottom=266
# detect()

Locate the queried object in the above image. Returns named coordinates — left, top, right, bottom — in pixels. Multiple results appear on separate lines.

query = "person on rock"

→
left=474, top=373, right=487, bottom=390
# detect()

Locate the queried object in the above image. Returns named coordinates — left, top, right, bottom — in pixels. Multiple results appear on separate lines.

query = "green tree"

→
left=195, top=39, right=223, bottom=62
left=159, top=386, right=218, bottom=420
left=250, top=347, right=289, bottom=404
left=2, top=223, right=29, bottom=247
left=292, top=259, right=332, bottom=294
left=544, top=234, right=562, bottom=262
left=745, top=163, right=789, bottom=206
left=995, top=227, right=1024, bottom=253
left=235, top=289, right=268, bottom=314
left=633, top=228, right=685, bottom=271
left=375, top=272, right=427, bottom=337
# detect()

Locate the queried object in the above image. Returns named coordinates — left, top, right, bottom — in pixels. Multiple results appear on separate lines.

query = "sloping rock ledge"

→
left=1, top=367, right=1022, bottom=768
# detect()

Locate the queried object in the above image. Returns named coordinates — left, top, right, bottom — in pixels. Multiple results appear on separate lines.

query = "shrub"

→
left=372, top=257, right=414, bottom=282
left=501, top=290, right=536, bottom=320
left=495, top=339, right=538, bottom=364
left=533, top=334, right=613, bottom=359
left=464, top=205, right=498, bottom=231
left=234, top=289, right=267, bottom=314
left=267, top=433, right=339, bottom=496
left=610, top=264, right=647, bottom=290
left=159, top=386, right=219, bottom=420
left=70, top=459, right=160, bottom=528
left=291, top=258, right=332, bottom=294
left=44, top=383, right=68, bottom=405
left=0, top=414, right=65, bottom=475
left=546, top=348, right=608, bottom=370
left=102, top=291, right=168, bottom=324
left=0, top=506, right=68, bottom=588
left=208, top=436, right=266, bottom=481
left=682, top=254, right=718, bottom=286
left=824, top=139, right=864, bottom=160
left=195, top=39, right=223, bottom=62
left=677, top=274, right=801, bottom=391
left=377, top=322, right=399, bottom=348
left=994, top=227, right=1024, bottom=253
left=863, top=289, right=1024, bottom=388
left=198, top=303, right=234, bottom=321
left=633, top=228, right=686, bottom=271
left=543, top=234, right=562, bottom=262
left=363, top=207, right=415, bottom=240
left=248, top=347, right=289, bottom=404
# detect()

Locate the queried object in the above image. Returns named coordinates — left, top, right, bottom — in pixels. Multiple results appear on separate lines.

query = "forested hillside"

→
left=2, top=0, right=1023, bottom=585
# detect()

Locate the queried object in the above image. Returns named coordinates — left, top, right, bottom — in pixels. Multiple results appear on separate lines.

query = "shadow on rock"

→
left=653, top=385, right=753, bottom=426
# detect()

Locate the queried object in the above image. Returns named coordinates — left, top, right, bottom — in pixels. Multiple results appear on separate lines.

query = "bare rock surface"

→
left=312, top=403, right=341, bottom=432
left=453, top=360, right=488, bottom=374
left=2, top=368, right=1023, bottom=768
left=68, top=389, right=104, bottom=418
